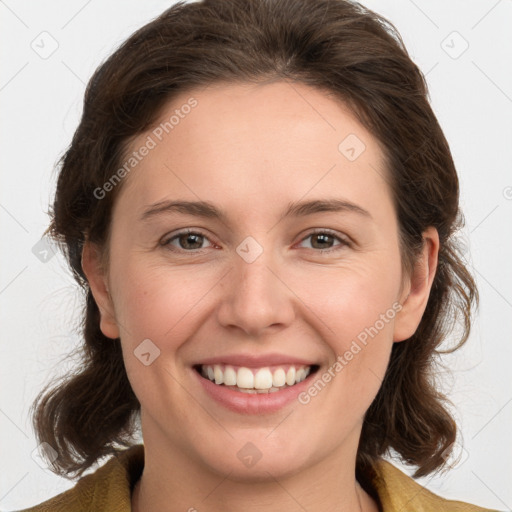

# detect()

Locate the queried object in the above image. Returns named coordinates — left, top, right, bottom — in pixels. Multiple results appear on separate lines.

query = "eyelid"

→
left=161, top=227, right=352, bottom=253
left=161, top=228, right=216, bottom=251
left=296, top=228, right=351, bottom=251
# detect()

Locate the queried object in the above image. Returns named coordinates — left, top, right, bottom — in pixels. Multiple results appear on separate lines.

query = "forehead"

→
left=114, top=80, right=391, bottom=220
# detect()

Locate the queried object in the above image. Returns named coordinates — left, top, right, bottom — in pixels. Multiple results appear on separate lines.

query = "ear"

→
left=393, top=226, right=439, bottom=342
left=81, top=241, right=120, bottom=340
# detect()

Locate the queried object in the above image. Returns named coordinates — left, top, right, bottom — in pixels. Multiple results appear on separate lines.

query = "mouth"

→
left=193, top=363, right=320, bottom=394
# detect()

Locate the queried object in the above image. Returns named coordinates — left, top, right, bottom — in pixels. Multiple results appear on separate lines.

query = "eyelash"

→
left=161, top=228, right=350, bottom=254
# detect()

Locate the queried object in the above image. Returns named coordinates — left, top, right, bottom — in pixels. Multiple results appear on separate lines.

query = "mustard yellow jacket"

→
left=18, top=445, right=498, bottom=511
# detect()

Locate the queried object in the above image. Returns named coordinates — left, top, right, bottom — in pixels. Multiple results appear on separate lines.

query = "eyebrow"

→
left=140, top=198, right=372, bottom=223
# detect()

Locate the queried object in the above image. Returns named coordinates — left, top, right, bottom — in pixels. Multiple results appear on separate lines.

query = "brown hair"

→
left=33, top=0, right=477, bottom=490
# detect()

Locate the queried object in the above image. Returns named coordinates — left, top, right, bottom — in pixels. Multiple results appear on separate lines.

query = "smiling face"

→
left=83, top=80, right=437, bottom=482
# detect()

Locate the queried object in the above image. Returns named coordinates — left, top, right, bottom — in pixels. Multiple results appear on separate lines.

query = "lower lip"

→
left=193, top=368, right=317, bottom=414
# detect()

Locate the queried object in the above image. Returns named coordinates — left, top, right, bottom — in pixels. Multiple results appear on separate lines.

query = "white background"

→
left=1, top=0, right=511, bottom=510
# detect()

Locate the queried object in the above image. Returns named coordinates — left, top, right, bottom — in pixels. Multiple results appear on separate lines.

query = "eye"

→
left=297, top=229, right=349, bottom=252
left=161, top=228, right=349, bottom=254
left=162, top=230, right=214, bottom=251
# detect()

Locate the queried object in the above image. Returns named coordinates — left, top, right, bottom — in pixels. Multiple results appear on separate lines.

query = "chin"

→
left=188, top=430, right=320, bottom=482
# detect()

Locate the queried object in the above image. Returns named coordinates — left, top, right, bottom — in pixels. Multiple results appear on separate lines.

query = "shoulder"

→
left=371, top=459, right=499, bottom=512
left=16, top=445, right=144, bottom=512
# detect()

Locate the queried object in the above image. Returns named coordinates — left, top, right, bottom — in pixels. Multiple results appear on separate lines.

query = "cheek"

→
left=302, top=256, right=402, bottom=340
left=110, top=258, right=219, bottom=350
left=110, top=261, right=215, bottom=416
left=298, top=256, right=401, bottom=397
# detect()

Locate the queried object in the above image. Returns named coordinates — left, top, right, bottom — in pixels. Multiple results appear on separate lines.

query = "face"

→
left=84, top=80, right=436, bottom=480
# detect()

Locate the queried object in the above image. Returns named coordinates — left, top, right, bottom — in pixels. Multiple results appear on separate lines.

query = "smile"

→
left=197, top=364, right=318, bottom=393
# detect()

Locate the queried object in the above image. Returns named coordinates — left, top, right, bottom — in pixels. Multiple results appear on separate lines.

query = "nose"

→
left=216, top=247, right=295, bottom=337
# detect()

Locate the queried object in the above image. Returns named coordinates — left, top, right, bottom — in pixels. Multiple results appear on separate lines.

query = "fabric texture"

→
left=17, top=444, right=498, bottom=512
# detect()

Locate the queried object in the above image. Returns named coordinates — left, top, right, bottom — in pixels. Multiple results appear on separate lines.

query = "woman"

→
left=20, top=0, right=497, bottom=510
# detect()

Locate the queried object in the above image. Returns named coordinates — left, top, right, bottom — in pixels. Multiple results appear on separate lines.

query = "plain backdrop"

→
left=1, top=0, right=511, bottom=510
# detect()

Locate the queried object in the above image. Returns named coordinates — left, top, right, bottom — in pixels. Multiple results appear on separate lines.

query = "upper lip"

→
left=194, top=353, right=319, bottom=368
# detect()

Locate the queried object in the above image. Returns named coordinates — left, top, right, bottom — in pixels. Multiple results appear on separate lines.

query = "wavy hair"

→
left=32, top=0, right=478, bottom=492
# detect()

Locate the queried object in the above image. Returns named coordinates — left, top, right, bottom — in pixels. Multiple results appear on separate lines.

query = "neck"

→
left=132, top=426, right=378, bottom=512
left=133, top=476, right=370, bottom=512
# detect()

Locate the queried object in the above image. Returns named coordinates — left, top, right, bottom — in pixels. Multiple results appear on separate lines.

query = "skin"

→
left=82, top=80, right=439, bottom=512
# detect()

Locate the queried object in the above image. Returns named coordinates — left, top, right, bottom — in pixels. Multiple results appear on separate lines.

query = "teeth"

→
left=200, top=364, right=312, bottom=391
left=223, top=365, right=237, bottom=386
left=286, top=366, right=296, bottom=386
left=296, top=368, right=306, bottom=382
left=214, top=365, right=223, bottom=385
left=237, top=367, right=254, bottom=389
left=254, top=368, right=273, bottom=390
left=272, top=368, right=286, bottom=387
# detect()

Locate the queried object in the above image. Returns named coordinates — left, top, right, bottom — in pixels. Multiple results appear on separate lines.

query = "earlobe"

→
left=393, top=227, right=439, bottom=343
left=81, top=241, right=120, bottom=340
